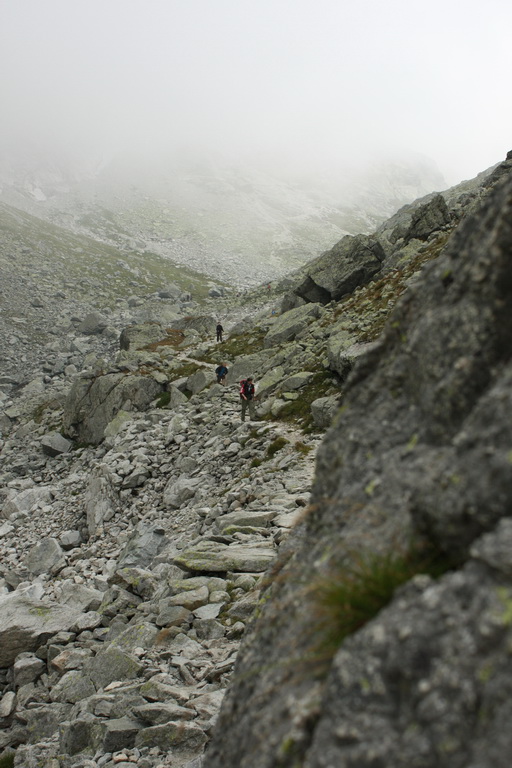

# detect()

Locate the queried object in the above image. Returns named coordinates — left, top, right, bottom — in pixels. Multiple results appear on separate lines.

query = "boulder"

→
left=0, top=592, right=81, bottom=667
left=119, top=322, right=168, bottom=351
left=294, top=234, right=385, bottom=304
left=263, top=304, right=322, bottom=348
left=2, top=486, right=53, bottom=520
left=163, top=476, right=202, bottom=509
left=76, top=312, right=109, bottom=335
left=62, top=372, right=163, bottom=445
left=40, top=431, right=72, bottom=456
left=403, top=192, right=451, bottom=243
left=173, top=540, right=276, bottom=573
left=118, top=523, right=169, bottom=568
left=24, top=537, right=66, bottom=576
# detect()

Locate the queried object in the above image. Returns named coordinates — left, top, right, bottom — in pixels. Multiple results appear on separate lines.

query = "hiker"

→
left=240, top=376, right=257, bottom=422
left=216, top=322, right=224, bottom=342
left=215, top=363, right=228, bottom=385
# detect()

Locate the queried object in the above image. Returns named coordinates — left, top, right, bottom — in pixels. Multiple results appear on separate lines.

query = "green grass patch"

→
left=310, top=545, right=452, bottom=664
left=0, top=753, right=15, bottom=768
left=266, top=436, right=289, bottom=458
left=335, top=232, right=452, bottom=343
left=197, top=329, right=267, bottom=364
left=155, top=391, right=171, bottom=408
left=271, top=370, right=338, bottom=432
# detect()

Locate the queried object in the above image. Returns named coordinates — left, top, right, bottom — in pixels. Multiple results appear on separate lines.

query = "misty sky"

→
left=1, top=0, right=511, bottom=185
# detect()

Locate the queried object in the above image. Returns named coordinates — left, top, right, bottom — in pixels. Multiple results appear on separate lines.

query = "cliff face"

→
left=203, top=170, right=512, bottom=767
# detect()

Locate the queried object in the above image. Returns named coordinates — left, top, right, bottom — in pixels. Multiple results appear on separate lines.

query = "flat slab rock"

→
left=173, top=539, right=276, bottom=573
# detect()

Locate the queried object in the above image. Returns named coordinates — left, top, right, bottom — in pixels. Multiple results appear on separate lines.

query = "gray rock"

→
left=119, top=322, right=169, bottom=351
left=84, top=645, right=144, bottom=689
left=76, top=312, right=109, bottom=335
left=310, top=394, right=340, bottom=428
left=173, top=540, right=276, bottom=573
left=50, top=669, right=97, bottom=703
left=294, top=234, right=385, bottom=304
left=24, top=537, right=66, bottom=576
left=263, top=304, right=322, bottom=348
left=63, top=372, right=163, bottom=445
left=118, top=523, right=169, bottom=568
left=0, top=592, right=81, bottom=667
left=41, top=431, right=72, bottom=456
left=163, top=476, right=202, bottom=509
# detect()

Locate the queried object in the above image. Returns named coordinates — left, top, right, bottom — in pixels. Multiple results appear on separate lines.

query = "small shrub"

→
left=310, top=545, right=451, bottom=663
left=0, top=751, right=15, bottom=768
left=266, top=436, right=289, bottom=458
left=155, top=391, right=171, bottom=408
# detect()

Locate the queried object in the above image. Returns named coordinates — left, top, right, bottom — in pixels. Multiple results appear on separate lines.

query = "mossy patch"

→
left=271, top=370, right=337, bottom=432
left=309, top=543, right=452, bottom=665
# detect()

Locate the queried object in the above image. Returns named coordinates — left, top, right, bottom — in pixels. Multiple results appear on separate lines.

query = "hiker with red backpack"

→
left=239, top=377, right=257, bottom=422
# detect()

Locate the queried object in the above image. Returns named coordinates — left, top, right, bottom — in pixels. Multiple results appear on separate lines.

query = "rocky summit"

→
left=1, top=152, right=512, bottom=768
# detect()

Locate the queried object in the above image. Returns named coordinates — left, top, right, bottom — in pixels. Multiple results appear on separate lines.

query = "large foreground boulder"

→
left=203, top=170, right=512, bottom=766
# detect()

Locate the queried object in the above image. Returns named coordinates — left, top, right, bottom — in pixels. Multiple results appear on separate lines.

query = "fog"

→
left=1, top=0, right=511, bottom=186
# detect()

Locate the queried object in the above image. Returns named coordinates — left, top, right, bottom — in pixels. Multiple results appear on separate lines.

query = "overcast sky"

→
left=1, top=0, right=510, bottom=185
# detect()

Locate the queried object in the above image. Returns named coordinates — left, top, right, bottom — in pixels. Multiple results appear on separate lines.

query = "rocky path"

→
left=0, top=347, right=320, bottom=767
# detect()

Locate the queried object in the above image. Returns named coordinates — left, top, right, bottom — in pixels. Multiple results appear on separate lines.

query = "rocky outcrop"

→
left=203, top=171, right=512, bottom=766
left=293, top=234, right=385, bottom=304
left=62, top=371, right=164, bottom=445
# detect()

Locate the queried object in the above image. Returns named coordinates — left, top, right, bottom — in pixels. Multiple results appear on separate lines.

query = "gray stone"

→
left=84, top=645, right=144, bottom=689
left=135, top=720, right=207, bottom=751
left=24, top=537, right=66, bottom=576
left=310, top=395, right=340, bottom=428
left=50, top=669, right=97, bottom=703
left=63, top=372, right=163, bottom=445
left=0, top=592, right=80, bottom=667
left=163, top=475, right=202, bottom=509
left=13, top=653, right=45, bottom=688
left=41, top=431, right=72, bottom=456
left=76, top=312, right=109, bottom=335
left=294, top=234, right=385, bottom=303
left=264, top=304, right=322, bottom=348
left=173, top=540, right=276, bottom=573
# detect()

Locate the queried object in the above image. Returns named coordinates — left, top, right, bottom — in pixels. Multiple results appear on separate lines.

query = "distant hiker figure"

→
left=215, top=363, right=228, bottom=385
left=216, top=322, right=224, bottom=342
left=240, top=377, right=256, bottom=422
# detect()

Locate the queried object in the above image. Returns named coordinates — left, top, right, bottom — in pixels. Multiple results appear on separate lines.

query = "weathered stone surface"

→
left=2, top=486, right=53, bottom=520
left=119, top=322, right=168, bottom=351
left=173, top=540, right=276, bottom=573
left=117, top=522, right=169, bottom=568
left=40, top=431, right=72, bottom=456
left=134, top=720, right=207, bottom=750
left=264, top=304, right=322, bottom=348
left=403, top=192, right=451, bottom=243
left=62, top=372, right=163, bottom=445
left=294, top=234, right=385, bottom=304
left=50, top=669, right=96, bottom=703
left=0, top=593, right=81, bottom=667
left=163, top=476, right=202, bottom=509
left=186, top=368, right=216, bottom=394
left=310, top=395, right=339, bottom=428
left=203, top=166, right=512, bottom=768
left=76, top=312, right=109, bottom=335
left=24, top=537, right=66, bottom=576
left=84, top=645, right=144, bottom=689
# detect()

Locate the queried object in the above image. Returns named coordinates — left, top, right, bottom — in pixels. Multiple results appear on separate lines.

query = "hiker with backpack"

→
left=215, top=363, right=228, bottom=385
left=239, top=376, right=257, bottom=422
left=216, top=322, right=224, bottom=342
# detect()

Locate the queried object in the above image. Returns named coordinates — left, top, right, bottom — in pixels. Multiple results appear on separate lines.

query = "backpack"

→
left=239, top=379, right=254, bottom=398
